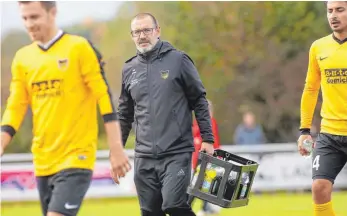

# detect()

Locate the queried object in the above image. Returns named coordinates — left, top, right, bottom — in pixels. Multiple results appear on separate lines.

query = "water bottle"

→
left=229, top=171, right=238, bottom=184
left=201, top=163, right=217, bottom=193
left=210, top=167, right=225, bottom=195
left=191, top=165, right=200, bottom=187
left=239, top=172, right=250, bottom=199
left=223, top=171, right=238, bottom=200
left=303, top=139, right=313, bottom=157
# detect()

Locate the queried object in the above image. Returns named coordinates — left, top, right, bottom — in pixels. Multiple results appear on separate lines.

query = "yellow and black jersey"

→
left=1, top=32, right=117, bottom=176
left=301, top=34, right=347, bottom=136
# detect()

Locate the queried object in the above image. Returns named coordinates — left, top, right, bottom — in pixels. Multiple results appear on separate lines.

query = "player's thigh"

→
left=161, top=152, right=192, bottom=211
left=312, top=133, right=347, bottom=184
left=48, top=168, right=92, bottom=216
left=36, top=176, right=52, bottom=216
left=134, top=157, right=164, bottom=213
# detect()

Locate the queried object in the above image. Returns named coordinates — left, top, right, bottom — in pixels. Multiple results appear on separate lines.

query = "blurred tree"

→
left=1, top=1, right=330, bottom=153
left=221, top=1, right=328, bottom=143
left=123, top=1, right=329, bottom=143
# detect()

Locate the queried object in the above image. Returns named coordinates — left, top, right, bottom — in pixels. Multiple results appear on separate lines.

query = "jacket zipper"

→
left=135, top=117, right=139, bottom=145
left=147, top=60, right=157, bottom=158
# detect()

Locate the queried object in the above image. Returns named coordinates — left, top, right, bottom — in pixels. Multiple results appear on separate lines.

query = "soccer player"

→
left=298, top=1, right=347, bottom=216
left=117, top=13, right=214, bottom=216
left=0, top=2, right=131, bottom=216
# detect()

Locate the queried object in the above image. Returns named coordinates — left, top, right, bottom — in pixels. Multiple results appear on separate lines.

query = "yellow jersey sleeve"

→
left=1, top=54, right=29, bottom=136
left=79, top=40, right=117, bottom=122
left=300, top=42, right=321, bottom=132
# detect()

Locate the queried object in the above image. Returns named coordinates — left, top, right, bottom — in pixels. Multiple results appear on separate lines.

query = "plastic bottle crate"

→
left=187, top=149, right=259, bottom=208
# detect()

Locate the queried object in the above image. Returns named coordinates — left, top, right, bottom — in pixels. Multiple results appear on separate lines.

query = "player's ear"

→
left=50, top=6, right=57, bottom=18
left=156, top=26, right=161, bottom=38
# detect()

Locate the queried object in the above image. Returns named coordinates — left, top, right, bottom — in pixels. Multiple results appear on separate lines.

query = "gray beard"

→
left=137, top=40, right=159, bottom=54
left=137, top=44, right=154, bottom=54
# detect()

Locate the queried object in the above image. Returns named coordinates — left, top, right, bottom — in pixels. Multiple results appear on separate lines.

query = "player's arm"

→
left=1, top=55, right=29, bottom=154
left=116, top=69, right=135, bottom=146
left=79, top=40, right=123, bottom=152
left=79, top=40, right=130, bottom=182
left=181, top=54, right=214, bottom=145
left=300, top=42, right=321, bottom=134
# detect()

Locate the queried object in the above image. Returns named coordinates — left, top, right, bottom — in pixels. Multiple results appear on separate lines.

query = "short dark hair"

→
left=18, top=1, right=56, bottom=11
left=325, top=1, right=347, bottom=6
left=131, top=13, right=159, bottom=28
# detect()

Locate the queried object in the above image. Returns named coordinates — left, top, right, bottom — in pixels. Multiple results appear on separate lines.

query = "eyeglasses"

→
left=131, top=28, right=156, bottom=37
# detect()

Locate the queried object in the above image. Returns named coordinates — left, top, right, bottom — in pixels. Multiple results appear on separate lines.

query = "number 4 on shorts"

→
left=312, top=155, right=320, bottom=171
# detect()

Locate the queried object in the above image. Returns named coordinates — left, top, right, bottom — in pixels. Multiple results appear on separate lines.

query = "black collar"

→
left=332, top=34, right=347, bottom=45
left=37, top=32, right=65, bottom=51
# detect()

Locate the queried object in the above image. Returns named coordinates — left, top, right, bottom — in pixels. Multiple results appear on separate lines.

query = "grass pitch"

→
left=2, top=191, right=347, bottom=216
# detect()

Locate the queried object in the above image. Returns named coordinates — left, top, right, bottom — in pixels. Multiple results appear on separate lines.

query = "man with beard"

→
left=117, top=13, right=215, bottom=216
left=298, top=1, right=347, bottom=216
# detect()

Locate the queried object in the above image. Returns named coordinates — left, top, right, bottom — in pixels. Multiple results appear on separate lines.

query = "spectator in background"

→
left=233, top=111, right=266, bottom=145
left=192, top=99, right=221, bottom=216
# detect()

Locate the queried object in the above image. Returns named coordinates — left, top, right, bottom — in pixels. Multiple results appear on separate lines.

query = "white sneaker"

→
left=207, top=203, right=221, bottom=214
left=196, top=210, right=206, bottom=216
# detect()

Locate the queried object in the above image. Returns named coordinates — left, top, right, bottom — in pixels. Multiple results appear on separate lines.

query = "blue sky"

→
left=1, top=1, right=122, bottom=38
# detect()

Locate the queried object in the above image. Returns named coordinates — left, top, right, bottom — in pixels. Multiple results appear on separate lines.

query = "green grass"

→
left=2, top=191, right=347, bottom=216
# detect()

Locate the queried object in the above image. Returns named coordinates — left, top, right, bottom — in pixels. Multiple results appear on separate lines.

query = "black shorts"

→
left=312, top=133, right=347, bottom=184
left=134, top=152, right=193, bottom=214
left=36, top=168, right=92, bottom=216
